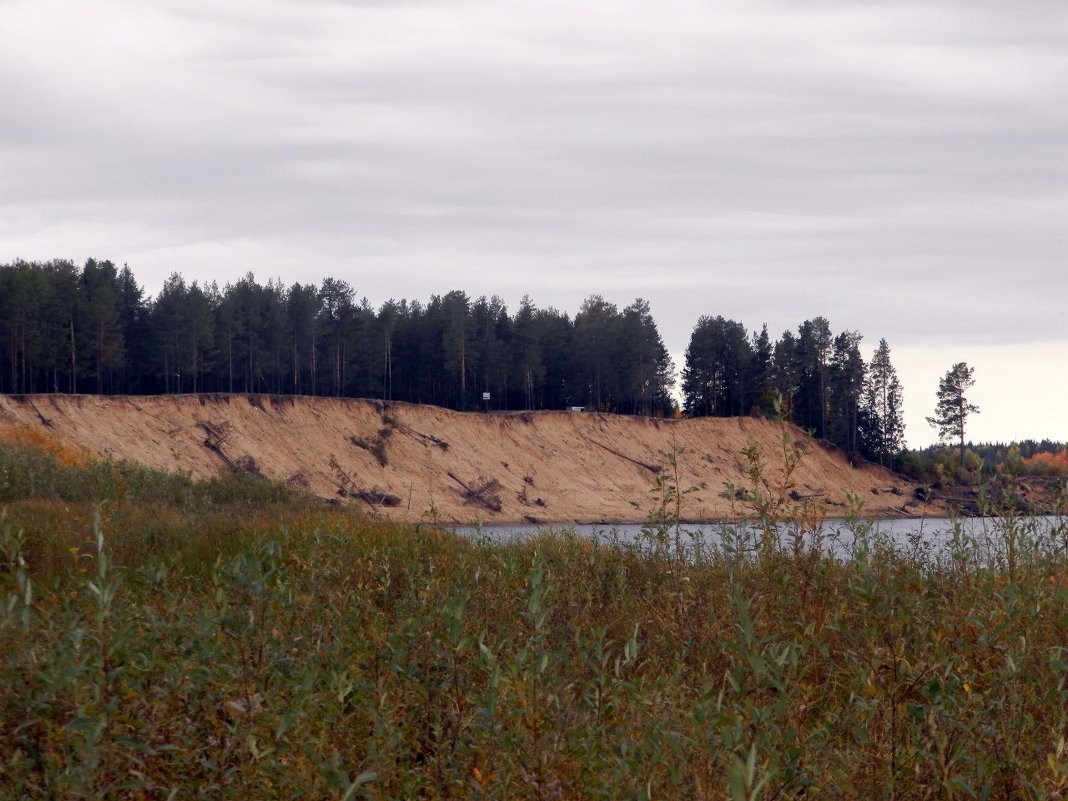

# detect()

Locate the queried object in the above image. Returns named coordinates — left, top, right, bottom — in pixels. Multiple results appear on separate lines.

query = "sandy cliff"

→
left=0, top=393, right=926, bottom=524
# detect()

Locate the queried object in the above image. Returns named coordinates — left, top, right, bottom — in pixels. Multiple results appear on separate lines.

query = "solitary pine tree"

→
left=926, top=362, right=979, bottom=469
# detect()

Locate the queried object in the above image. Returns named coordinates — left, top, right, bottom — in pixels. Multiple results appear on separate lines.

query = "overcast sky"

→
left=2, top=0, right=1066, bottom=446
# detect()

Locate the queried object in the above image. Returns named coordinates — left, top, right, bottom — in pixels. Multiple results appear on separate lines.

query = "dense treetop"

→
left=0, top=259, right=675, bottom=416
left=682, top=314, right=904, bottom=465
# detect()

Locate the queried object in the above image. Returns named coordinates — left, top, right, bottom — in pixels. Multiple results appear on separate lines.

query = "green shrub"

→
left=2, top=433, right=1068, bottom=798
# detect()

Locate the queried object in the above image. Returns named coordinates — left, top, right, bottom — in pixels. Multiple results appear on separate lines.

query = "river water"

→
left=451, top=516, right=1068, bottom=562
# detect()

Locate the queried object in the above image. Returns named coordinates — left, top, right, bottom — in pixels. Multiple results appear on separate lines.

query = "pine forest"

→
left=1, top=259, right=904, bottom=464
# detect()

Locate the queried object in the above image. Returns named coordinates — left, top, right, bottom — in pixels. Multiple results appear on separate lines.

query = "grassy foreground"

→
left=2, top=426, right=1068, bottom=799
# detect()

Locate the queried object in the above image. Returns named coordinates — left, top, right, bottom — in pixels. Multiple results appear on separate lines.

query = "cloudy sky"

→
left=2, top=0, right=1066, bottom=446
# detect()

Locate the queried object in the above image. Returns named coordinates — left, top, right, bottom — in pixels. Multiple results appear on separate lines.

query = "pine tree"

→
left=681, top=316, right=752, bottom=417
left=116, top=265, right=148, bottom=393
left=793, top=318, right=833, bottom=437
left=750, top=324, right=775, bottom=416
left=827, top=331, right=865, bottom=453
left=860, top=339, right=905, bottom=465
left=286, top=283, right=319, bottom=396
left=80, top=259, right=125, bottom=394
left=926, top=362, right=978, bottom=469
left=510, top=296, right=543, bottom=411
left=771, top=330, right=799, bottom=421
left=574, top=295, right=619, bottom=411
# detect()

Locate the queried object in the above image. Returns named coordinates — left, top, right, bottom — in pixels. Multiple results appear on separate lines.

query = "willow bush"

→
left=2, top=427, right=1067, bottom=799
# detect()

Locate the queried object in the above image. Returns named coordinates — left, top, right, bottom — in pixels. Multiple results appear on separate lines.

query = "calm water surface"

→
left=452, top=516, right=1068, bottom=560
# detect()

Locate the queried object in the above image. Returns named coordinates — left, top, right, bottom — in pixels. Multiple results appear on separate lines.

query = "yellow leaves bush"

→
left=0, top=422, right=90, bottom=466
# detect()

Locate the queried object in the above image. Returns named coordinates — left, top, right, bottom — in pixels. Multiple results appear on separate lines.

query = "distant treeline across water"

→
left=1, top=258, right=904, bottom=463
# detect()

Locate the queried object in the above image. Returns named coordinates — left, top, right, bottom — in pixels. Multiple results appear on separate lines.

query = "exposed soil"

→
left=0, top=393, right=935, bottom=524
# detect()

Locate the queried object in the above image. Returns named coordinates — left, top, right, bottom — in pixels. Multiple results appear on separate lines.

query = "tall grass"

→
left=1, top=426, right=1067, bottom=798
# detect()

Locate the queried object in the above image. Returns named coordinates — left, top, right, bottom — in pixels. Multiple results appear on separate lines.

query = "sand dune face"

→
left=0, top=394, right=924, bottom=524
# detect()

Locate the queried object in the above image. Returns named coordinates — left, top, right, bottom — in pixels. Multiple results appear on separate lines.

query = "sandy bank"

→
left=0, top=393, right=929, bottom=524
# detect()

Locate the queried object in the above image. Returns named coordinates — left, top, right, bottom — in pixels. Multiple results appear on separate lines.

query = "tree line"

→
left=0, top=259, right=910, bottom=464
left=901, top=439, right=1068, bottom=484
left=0, top=259, right=675, bottom=416
left=681, top=315, right=905, bottom=465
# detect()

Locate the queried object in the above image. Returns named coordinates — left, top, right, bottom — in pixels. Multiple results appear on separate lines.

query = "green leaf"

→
left=340, top=771, right=377, bottom=801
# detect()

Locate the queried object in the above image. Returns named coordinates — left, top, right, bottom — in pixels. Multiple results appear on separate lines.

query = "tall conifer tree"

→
left=860, top=339, right=905, bottom=465
left=927, top=362, right=978, bottom=469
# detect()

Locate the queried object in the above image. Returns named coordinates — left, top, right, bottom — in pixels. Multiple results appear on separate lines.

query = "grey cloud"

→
left=2, top=0, right=1066, bottom=358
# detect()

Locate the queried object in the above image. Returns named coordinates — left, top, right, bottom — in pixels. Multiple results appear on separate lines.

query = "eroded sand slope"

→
left=0, top=393, right=925, bottom=523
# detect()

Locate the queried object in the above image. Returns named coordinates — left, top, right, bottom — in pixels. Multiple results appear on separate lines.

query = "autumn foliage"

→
left=0, top=423, right=89, bottom=467
left=1021, top=448, right=1068, bottom=476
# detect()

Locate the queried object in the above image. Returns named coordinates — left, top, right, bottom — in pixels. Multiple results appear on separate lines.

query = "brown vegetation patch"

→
left=286, top=471, right=311, bottom=490
left=231, top=454, right=263, bottom=477
left=351, top=487, right=402, bottom=507
left=449, top=472, right=504, bottom=513
left=350, top=427, right=392, bottom=466
left=392, top=421, right=449, bottom=450
left=328, top=456, right=401, bottom=507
